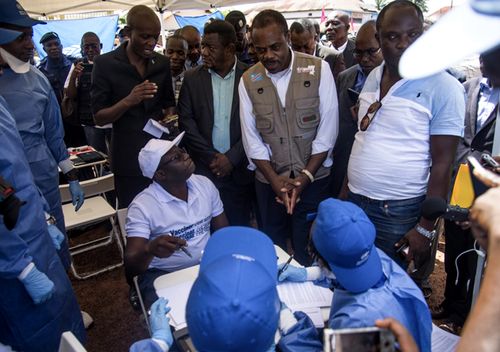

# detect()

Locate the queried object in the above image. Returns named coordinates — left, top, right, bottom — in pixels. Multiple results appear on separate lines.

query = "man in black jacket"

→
left=178, top=20, right=254, bottom=226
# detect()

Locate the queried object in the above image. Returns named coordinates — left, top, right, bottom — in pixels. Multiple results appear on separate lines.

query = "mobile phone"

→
left=173, top=327, right=197, bottom=352
left=324, top=327, right=395, bottom=352
left=347, top=88, right=360, bottom=103
left=81, top=62, right=93, bottom=72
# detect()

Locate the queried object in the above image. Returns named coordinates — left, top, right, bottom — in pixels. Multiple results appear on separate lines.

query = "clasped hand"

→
left=271, top=174, right=310, bottom=215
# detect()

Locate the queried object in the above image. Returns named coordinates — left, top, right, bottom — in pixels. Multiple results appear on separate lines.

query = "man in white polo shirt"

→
left=124, top=132, right=229, bottom=308
left=346, top=0, right=465, bottom=273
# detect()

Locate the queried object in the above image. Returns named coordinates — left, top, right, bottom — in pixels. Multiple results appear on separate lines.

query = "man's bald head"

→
left=357, top=20, right=376, bottom=39
left=354, top=20, right=383, bottom=75
left=126, top=5, right=160, bottom=28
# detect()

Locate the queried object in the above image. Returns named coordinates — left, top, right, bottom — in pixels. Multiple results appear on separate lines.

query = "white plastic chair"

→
left=59, top=173, right=123, bottom=279
left=117, top=208, right=152, bottom=336
left=58, top=332, right=86, bottom=352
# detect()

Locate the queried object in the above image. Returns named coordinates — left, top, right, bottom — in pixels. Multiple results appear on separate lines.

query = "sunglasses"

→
left=360, top=101, right=382, bottom=131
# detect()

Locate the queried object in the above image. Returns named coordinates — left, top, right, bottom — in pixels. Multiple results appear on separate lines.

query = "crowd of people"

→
left=1, top=0, right=500, bottom=350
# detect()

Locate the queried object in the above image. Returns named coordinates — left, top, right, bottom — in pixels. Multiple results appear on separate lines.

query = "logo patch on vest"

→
left=257, top=88, right=264, bottom=94
left=301, top=115, right=317, bottom=123
left=250, top=72, right=264, bottom=82
left=297, top=65, right=315, bottom=76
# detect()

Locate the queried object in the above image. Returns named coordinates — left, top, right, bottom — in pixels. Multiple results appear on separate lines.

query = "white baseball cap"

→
left=138, top=132, right=184, bottom=179
left=399, top=0, right=500, bottom=79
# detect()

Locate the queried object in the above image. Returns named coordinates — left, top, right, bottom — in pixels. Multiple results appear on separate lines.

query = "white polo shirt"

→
left=126, top=174, right=224, bottom=272
left=348, top=64, right=465, bottom=200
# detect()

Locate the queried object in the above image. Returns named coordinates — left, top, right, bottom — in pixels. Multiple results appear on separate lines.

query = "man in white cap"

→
left=125, top=132, right=229, bottom=308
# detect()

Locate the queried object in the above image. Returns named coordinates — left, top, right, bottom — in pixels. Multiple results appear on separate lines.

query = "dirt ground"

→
left=70, top=223, right=447, bottom=352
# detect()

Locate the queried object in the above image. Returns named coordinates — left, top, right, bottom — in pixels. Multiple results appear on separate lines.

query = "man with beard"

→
left=91, top=5, right=176, bottom=208
left=239, top=10, right=339, bottom=265
left=179, top=20, right=254, bottom=226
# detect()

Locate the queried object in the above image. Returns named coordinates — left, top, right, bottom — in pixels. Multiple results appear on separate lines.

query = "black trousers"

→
left=255, top=176, right=330, bottom=266
left=213, top=177, right=256, bottom=227
left=115, top=175, right=151, bottom=209
left=443, top=220, right=478, bottom=325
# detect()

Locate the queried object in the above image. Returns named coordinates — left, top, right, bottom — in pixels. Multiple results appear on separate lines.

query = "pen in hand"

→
left=179, top=245, right=192, bottom=258
left=277, top=254, right=294, bottom=279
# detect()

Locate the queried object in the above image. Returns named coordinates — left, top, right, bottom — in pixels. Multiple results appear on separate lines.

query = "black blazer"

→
left=315, top=44, right=342, bottom=76
left=342, top=39, right=357, bottom=69
left=178, top=60, right=253, bottom=184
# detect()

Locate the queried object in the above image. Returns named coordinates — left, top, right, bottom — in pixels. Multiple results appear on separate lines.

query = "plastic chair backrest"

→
left=60, top=173, right=115, bottom=203
left=58, top=332, right=87, bottom=352
left=117, top=208, right=128, bottom=245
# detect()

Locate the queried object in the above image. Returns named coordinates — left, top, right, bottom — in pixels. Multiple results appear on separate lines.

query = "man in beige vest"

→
left=239, top=10, right=339, bottom=265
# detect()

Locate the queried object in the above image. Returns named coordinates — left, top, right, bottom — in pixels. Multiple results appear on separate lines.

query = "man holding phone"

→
left=64, top=32, right=111, bottom=154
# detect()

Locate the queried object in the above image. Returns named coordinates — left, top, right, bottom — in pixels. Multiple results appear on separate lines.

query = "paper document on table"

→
left=156, top=281, right=194, bottom=330
left=277, top=281, right=333, bottom=309
left=431, top=324, right=460, bottom=352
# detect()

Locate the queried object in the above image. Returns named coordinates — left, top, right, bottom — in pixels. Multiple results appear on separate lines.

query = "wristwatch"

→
left=414, top=224, right=436, bottom=241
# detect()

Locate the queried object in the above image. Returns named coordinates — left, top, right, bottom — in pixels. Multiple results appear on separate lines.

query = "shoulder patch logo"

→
left=250, top=72, right=263, bottom=82
left=297, top=65, right=315, bottom=76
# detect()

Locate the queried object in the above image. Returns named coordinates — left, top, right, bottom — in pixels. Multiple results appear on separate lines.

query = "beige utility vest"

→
left=242, top=52, right=330, bottom=184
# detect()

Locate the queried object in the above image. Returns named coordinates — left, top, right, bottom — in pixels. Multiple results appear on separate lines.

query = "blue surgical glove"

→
left=20, top=265, right=55, bottom=304
left=150, top=298, right=174, bottom=349
left=278, top=264, right=307, bottom=282
left=48, top=224, right=64, bottom=250
left=69, top=180, right=84, bottom=211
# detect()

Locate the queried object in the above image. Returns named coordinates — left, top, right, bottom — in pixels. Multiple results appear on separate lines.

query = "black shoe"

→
left=431, top=303, right=450, bottom=320
left=129, top=287, right=140, bottom=311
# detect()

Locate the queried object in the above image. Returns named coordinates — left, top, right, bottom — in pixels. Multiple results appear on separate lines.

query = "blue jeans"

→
left=348, top=191, right=425, bottom=268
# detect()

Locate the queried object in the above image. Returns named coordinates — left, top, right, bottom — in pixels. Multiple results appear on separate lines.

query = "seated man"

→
left=124, top=132, right=228, bottom=308
left=279, top=198, right=432, bottom=352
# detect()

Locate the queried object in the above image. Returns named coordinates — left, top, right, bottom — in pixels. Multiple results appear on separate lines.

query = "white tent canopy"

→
left=19, top=0, right=265, bottom=16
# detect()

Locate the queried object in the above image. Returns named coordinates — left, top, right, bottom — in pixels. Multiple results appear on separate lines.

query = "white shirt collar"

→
left=335, top=40, right=348, bottom=53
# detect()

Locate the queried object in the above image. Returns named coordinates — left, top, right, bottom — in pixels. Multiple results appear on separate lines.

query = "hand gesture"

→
left=124, top=80, right=158, bottom=107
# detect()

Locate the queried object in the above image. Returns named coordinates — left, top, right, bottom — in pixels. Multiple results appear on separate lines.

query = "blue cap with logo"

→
left=186, top=226, right=280, bottom=352
left=0, top=0, right=46, bottom=27
left=312, top=198, right=383, bottom=293
left=0, top=28, right=22, bottom=45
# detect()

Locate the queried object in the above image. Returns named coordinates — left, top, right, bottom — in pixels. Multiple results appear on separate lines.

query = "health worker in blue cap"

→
left=0, top=28, right=86, bottom=351
left=130, top=227, right=323, bottom=352
left=0, top=0, right=85, bottom=268
left=278, top=198, right=432, bottom=352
